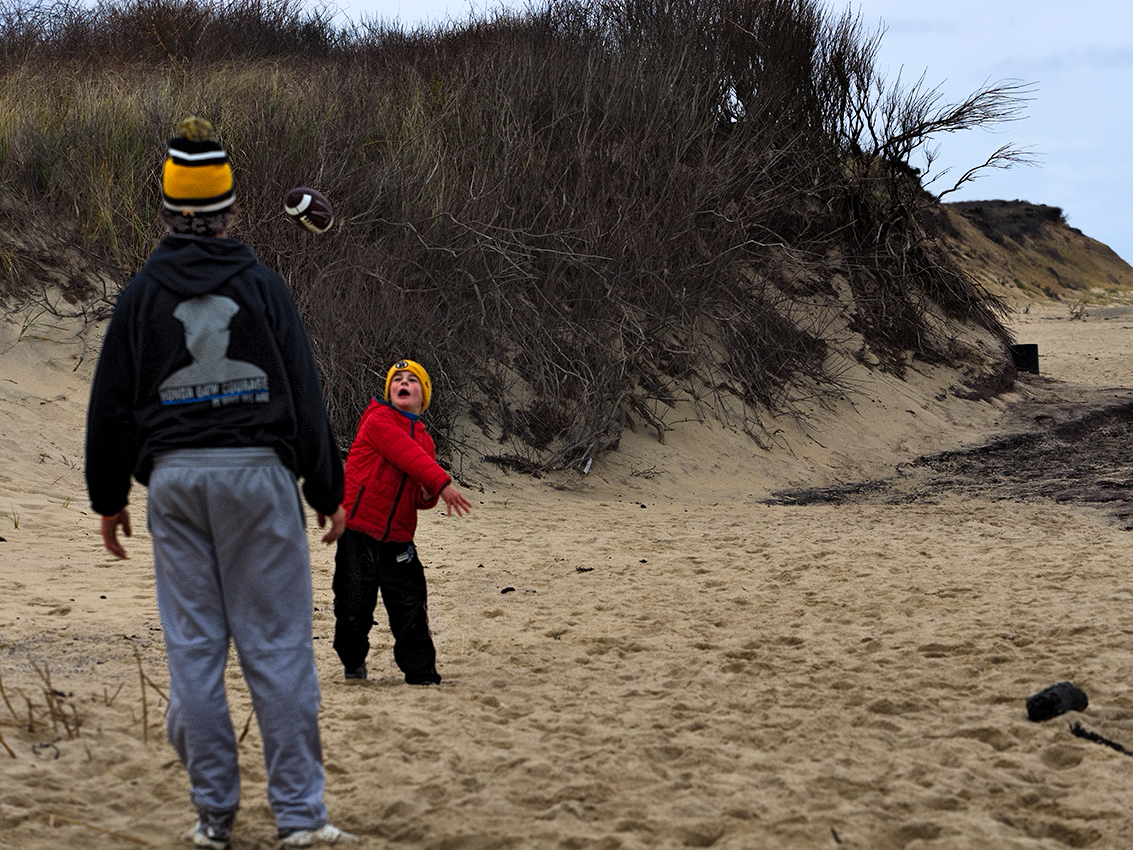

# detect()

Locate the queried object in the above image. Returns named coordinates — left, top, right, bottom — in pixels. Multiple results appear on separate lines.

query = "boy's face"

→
left=389, top=370, right=424, bottom=414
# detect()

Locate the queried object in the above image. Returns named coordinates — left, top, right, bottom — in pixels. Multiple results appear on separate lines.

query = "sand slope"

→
left=4, top=300, right=1133, bottom=849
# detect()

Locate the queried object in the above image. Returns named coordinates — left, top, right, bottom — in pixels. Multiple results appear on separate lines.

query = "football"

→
left=283, top=186, right=334, bottom=234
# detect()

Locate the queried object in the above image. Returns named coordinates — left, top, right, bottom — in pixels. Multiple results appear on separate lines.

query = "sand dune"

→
left=4, top=299, right=1133, bottom=849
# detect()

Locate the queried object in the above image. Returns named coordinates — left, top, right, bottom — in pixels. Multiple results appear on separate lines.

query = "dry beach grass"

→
left=5, top=299, right=1133, bottom=849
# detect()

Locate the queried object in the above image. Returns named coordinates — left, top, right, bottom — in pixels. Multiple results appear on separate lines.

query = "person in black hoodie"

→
left=85, top=117, right=356, bottom=850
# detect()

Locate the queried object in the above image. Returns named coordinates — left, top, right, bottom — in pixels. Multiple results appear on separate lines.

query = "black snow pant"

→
left=332, top=528, right=439, bottom=683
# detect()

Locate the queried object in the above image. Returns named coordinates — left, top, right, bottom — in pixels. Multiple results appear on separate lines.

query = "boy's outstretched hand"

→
left=438, top=483, right=472, bottom=517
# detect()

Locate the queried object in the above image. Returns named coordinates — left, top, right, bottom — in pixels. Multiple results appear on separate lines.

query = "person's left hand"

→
left=317, top=506, right=346, bottom=544
left=438, top=483, right=473, bottom=517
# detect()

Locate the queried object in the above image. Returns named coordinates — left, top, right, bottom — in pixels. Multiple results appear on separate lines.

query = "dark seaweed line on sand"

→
left=763, top=400, right=1133, bottom=529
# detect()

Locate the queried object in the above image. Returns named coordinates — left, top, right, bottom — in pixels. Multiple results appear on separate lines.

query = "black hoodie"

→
left=85, top=233, right=343, bottom=517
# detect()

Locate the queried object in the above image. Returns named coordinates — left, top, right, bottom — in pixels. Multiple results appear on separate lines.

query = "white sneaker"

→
left=278, top=823, right=359, bottom=847
left=183, top=812, right=234, bottom=849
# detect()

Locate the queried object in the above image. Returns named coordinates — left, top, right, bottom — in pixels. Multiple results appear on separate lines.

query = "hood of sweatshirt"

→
left=144, top=233, right=259, bottom=297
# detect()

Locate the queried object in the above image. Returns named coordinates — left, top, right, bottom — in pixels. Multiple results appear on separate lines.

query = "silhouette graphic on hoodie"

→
left=159, top=293, right=269, bottom=407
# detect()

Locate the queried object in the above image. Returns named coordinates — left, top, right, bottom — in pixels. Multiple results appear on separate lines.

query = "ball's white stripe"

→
left=285, top=194, right=313, bottom=216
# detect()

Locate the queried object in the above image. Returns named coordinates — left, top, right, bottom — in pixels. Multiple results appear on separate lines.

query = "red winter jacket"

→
left=342, top=399, right=451, bottom=542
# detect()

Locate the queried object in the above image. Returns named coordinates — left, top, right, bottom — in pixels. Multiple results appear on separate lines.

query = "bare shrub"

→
left=0, top=0, right=1026, bottom=470
left=0, top=0, right=340, bottom=65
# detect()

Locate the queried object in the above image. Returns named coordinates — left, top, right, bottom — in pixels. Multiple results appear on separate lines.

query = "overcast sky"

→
left=327, top=0, right=1133, bottom=264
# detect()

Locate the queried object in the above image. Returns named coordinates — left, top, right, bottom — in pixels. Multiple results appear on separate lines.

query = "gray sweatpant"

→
left=147, top=447, right=327, bottom=831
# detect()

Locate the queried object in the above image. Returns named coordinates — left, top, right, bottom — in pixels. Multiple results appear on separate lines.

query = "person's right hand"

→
left=101, top=509, right=132, bottom=559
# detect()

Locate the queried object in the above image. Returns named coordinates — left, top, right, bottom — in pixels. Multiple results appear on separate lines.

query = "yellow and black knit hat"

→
left=162, top=117, right=235, bottom=214
left=385, top=359, right=432, bottom=412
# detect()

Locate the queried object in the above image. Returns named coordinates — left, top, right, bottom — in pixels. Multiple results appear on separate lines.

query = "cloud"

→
left=1022, top=47, right=1133, bottom=74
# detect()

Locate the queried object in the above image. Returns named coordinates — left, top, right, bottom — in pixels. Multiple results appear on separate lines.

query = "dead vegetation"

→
left=1, top=0, right=1031, bottom=471
left=765, top=390, right=1133, bottom=530
left=0, top=648, right=173, bottom=756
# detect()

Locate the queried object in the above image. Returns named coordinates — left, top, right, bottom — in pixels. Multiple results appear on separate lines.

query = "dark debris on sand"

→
left=764, top=381, right=1133, bottom=529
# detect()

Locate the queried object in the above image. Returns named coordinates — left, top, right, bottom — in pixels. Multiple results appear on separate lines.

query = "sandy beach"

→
left=4, top=296, right=1133, bottom=849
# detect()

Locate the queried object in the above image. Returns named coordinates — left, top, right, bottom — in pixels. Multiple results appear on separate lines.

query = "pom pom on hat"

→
left=162, top=116, right=235, bottom=215
left=385, top=359, right=432, bottom=412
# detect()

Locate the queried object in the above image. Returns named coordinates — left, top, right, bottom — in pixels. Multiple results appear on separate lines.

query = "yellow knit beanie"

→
left=162, top=117, right=235, bottom=214
left=385, top=359, right=432, bottom=412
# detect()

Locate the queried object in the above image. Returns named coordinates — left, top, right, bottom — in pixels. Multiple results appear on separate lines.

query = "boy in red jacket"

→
left=333, top=359, right=472, bottom=684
